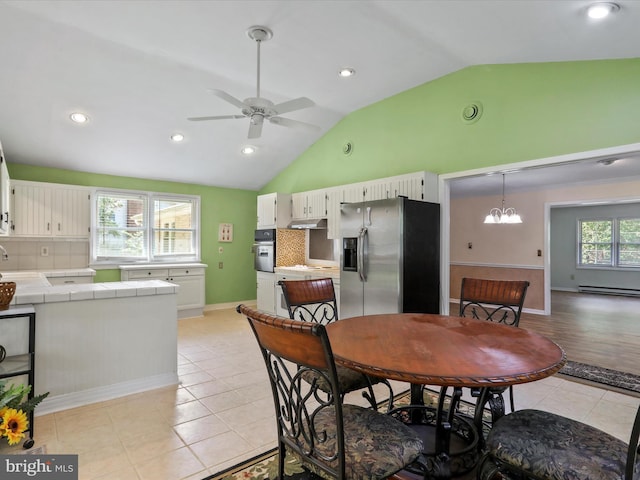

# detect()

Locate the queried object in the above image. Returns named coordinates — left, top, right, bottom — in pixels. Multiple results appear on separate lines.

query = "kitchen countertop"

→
left=119, top=263, right=207, bottom=270
left=2, top=268, right=96, bottom=278
left=8, top=279, right=177, bottom=306
left=275, top=265, right=340, bottom=279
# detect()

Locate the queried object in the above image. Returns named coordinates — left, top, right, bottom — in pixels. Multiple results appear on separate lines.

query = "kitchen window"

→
left=578, top=217, right=640, bottom=268
left=92, top=189, right=200, bottom=264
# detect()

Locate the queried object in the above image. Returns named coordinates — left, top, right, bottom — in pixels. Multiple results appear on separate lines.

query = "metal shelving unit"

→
left=0, top=305, right=36, bottom=449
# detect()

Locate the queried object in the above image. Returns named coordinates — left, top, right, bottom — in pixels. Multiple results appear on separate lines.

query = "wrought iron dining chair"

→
left=477, top=405, right=640, bottom=480
left=458, top=277, right=530, bottom=431
left=279, top=277, right=395, bottom=410
left=236, top=304, right=427, bottom=480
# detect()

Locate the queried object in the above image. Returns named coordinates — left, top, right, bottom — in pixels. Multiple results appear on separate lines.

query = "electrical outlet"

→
left=40, top=246, right=49, bottom=257
left=218, top=247, right=223, bottom=254
left=218, top=262, right=223, bottom=269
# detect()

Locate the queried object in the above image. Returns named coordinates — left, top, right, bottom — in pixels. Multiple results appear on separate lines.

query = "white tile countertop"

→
left=119, top=263, right=207, bottom=270
left=9, top=280, right=178, bottom=306
left=1, top=268, right=96, bottom=278
left=274, top=265, right=340, bottom=279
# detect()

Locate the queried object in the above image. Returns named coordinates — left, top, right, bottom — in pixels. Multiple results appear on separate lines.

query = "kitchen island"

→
left=3, top=277, right=178, bottom=415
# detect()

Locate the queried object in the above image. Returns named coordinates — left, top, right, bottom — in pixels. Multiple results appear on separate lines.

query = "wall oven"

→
left=253, top=229, right=276, bottom=273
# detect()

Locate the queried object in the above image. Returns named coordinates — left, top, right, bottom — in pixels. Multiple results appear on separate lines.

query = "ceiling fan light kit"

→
left=187, top=25, right=319, bottom=139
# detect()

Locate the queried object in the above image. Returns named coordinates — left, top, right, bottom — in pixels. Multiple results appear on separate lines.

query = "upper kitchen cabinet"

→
left=0, top=145, right=10, bottom=236
left=391, top=171, right=439, bottom=202
left=11, top=180, right=91, bottom=238
left=257, top=193, right=291, bottom=228
left=291, top=189, right=327, bottom=220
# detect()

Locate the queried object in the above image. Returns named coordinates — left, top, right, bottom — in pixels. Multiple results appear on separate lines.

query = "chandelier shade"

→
left=484, top=174, right=522, bottom=224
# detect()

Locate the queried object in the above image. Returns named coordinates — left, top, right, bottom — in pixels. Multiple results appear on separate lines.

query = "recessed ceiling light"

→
left=69, top=112, right=89, bottom=123
left=170, top=133, right=184, bottom=142
left=241, top=145, right=256, bottom=155
left=338, top=68, right=356, bottom=78
left=587, top=2, right=619, bottom=19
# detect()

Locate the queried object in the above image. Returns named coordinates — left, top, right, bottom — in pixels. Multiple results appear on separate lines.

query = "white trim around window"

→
left=90, top=188, right=200, bottom=266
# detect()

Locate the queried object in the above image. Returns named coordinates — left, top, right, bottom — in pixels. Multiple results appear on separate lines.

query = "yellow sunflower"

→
left=1, top=408, right=28, bottom=445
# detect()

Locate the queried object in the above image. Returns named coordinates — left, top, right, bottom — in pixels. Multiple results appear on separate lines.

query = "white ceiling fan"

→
left=188, top=26, right=320, bottom=139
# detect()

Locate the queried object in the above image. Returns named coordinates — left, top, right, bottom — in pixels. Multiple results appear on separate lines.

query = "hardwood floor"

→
left=518, top=291, right=640, bottom=377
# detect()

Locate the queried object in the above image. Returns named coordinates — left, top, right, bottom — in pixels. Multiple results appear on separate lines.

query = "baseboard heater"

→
left=578, top=285, right=640, bottom=297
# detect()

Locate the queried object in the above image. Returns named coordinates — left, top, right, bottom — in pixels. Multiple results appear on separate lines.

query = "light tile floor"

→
left=3, top=307, right=639, bottom=480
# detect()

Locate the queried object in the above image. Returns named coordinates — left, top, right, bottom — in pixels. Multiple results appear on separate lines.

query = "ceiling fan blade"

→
left=187, top=115, right=245, bottom=121
left=272, top=97, right=315, bottom=115
left=208, top=89, right=247, bottom=110
left=269, top=116, right=321, bottom=132
left=248, top=115, right=264, bottom=139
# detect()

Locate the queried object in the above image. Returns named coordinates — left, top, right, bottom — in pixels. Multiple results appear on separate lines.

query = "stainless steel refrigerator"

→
left=340, top=197, right=440, bottom=318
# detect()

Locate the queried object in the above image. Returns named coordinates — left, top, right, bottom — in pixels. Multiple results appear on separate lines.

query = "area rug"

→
left=559, top=360, right=640, bottom=395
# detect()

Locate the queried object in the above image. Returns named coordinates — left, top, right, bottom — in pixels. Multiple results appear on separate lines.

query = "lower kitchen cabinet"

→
left=46, top=276, right=94, bottom=285
left=257, top=271, right=276, bottom=314
left=120, top=264, right=207, bottom=318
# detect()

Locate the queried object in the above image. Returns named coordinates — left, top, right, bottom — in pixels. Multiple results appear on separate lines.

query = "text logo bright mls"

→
left=0, top=455, right=78, bottom=479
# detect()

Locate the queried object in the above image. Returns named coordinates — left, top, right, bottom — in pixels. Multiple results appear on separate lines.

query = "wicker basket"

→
left=0, top=282, right=16, bottom=310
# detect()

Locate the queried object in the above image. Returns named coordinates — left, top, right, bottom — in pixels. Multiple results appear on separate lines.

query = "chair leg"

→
left=508, top=385, right=515, bottom=413
left=277, top=443, right=286, bottom=480
left=360, top=378, right=379, bottom=409
left=380, top=378, right=395, bottom=411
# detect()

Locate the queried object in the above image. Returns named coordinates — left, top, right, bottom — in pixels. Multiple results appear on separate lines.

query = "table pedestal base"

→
left=388, top=404, right=480, bottom=478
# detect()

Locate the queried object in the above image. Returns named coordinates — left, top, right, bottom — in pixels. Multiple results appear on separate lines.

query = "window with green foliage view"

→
left=619, top=218, right=640, bottom=266
left=579, top=218, right=640, bottom=268
left=93, top=190, right=200, bottom=264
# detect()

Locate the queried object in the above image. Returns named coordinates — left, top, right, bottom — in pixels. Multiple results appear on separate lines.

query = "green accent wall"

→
left=7, top=163, right=258, bottom=305
left=261, top=59, right=640, bottom=194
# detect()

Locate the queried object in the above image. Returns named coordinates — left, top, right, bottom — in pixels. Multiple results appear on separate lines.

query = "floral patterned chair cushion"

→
left=292, top=404, right=424, bottom=480
left=484, top=409, right=640, bottom=480
left=300, top=365, right=376, bottom=394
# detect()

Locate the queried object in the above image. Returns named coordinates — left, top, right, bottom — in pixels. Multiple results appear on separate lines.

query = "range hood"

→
left=287, top=218, right=327, bottom=229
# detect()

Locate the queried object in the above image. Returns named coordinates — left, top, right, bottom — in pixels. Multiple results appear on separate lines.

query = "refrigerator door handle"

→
left=358, top=226, right=368, bottom=282
left=365, top=206, right=372, bottom=226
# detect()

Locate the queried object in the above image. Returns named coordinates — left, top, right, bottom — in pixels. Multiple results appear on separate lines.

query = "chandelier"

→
left=484, top=174, right=522, bottom=224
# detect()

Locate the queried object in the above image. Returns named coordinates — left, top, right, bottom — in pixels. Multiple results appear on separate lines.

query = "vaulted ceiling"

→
left=1, top=0, right=639, bottom=191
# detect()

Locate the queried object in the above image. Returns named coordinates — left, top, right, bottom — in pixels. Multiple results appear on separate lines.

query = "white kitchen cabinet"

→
left=257, top=271, right=276, bottom=314
left=0, top=143, right=10, bottom=236
left=326, top=188, right=342, bottom=240
left=120, top=264, right=206, bottom=318
left=291, top=189, right=327, bottom=220
left=389, top=171, right=439, bottom=202
left=47, top=276, right=94, bottom=285
left=364, top=179, right=393, bottom=201
left=169, top=268, right=205, bottom=315
left=257, top=193, right=291, bottom=228
left=341, top=183, right=365, bottom=204
left=11, top=181, right=90, bottom=238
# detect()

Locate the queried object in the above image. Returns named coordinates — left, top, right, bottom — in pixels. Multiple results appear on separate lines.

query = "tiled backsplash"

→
left=276, top=229, right=305, bottom=266
left=0, top=239, right=89, bottom=271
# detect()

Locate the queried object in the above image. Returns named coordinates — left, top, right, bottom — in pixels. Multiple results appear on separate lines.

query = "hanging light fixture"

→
left=484, top=174, right=522, bottom=224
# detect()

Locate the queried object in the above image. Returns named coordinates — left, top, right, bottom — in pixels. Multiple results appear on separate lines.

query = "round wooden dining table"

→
left=327, top=313, right=566, bottom=387
left=327, top=313, right=566, bottom=479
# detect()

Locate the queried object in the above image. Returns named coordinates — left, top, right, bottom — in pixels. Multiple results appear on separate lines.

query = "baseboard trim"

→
left=204, top=300, right=256, bottom=312
left=36, top=373, right=178, bottom=416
